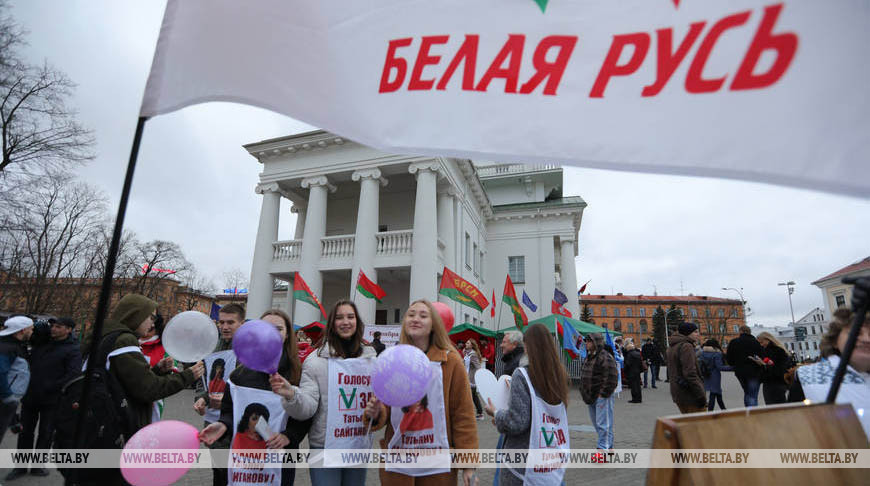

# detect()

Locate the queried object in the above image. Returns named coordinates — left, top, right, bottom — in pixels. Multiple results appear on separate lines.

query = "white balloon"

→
left=162, top=311, right=219, bottom=362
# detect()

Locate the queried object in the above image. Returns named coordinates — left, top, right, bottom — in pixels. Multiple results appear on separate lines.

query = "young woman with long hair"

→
left=752, top=331, right=791, bottom=404
left=698, top=338, right=733, bottom=410
left=365, top=299, right=479, bottom=486
left=199, top=308, right=306, bottom=485
left=270, top=300, right=379, bottom=486
left=484, top=323, right=570, bottom=486
left=463, top=339, right=485, bottom=419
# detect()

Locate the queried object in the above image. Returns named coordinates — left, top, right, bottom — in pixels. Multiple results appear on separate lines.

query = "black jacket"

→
left=501, top=345, right=525, bottom=377
left=760, top=345, right=790, bottom=385
left=624, top=348, right=644, bottom=376
left=24, top=334, right=82, bottom=406
left=641, top=342, right=663, bottom=365
left=726, top=333, right=763, bottom=379
left=371, top=339, right=385, bottom=356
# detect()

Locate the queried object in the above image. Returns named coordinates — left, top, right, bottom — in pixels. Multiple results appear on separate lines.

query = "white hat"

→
left=0, top=316, right=34, bottom=336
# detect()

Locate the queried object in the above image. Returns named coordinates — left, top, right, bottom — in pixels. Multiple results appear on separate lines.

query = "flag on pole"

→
left=356, top=270, right=386, bottom=302
left=521, top=290, right=538, bottom=313
left=293, top=273, right=327, bottom=322
left=577, top=332, right=587, bottom=360
left=604, top=328, right=623, bottom=368
left=439, top=267, right=489, bottom=312
left=209, top=302, right=221, bottom=320
left=578, top=280, right=590, bottom=295
left=502, top=275, right=528, bottom=331
left=490, top=289, right=496, bottom=318
left=556, top=316, right=581, bottom=360
left=552, top=289, right=572, bottom=317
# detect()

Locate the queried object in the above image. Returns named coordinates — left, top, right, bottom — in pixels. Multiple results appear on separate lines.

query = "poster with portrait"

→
left=203, top=350, right=237, bottom=423
left=227, top=381, right=288, bottom=486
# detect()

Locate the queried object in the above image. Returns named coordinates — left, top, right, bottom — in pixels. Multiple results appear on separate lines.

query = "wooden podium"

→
left=646, top=402, right=868, bottom=485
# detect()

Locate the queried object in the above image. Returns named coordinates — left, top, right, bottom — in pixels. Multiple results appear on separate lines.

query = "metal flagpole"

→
left=74, top=117, right=148, bottom=447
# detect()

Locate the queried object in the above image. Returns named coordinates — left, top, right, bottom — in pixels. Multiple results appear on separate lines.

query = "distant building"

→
left=812, top=256, right=870, bottom=318
left=783, top=307, right=827, bottom=360
left=580, top=293, right=745, bottom=344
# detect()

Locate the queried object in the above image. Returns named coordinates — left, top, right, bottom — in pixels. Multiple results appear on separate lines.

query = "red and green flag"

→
left=293, top=273, right=327, bottom=322
left=356, top=270, right=386, bottom=302
left=439, top=267, right=489, bottom=312
left=502, top=275, right=528, bottom=331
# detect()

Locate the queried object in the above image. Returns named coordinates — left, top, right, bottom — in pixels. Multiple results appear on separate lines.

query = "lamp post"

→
left=722, top=287, right=747, bottom=335
left=778, top=281, right=797, bottom=325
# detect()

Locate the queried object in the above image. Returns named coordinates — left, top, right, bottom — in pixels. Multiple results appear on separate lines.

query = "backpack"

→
left=53, top=330, right=139, bottom=482
left=6, top=355, right=30, bottom=401
left=699, top=355, right=712, bottom=379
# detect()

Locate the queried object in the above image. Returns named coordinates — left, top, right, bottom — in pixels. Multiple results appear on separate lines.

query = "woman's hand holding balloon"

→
left=199, top=422, right=227, bottom=445
left=189, top=361, right=205, bottom=380
left=270, top=373, right=294, bottom=400
left=364, top=396, right=381, bottom=421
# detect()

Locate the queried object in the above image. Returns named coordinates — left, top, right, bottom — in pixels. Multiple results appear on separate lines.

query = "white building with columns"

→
left=244, top=130, right=586, bottom=330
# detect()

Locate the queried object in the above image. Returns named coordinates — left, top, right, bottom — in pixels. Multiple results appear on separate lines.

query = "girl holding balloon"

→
left=199, top=309, right=306, bottom=486
left=269, top=299, right=380, bottom=486
left=365, top=299, right=479, bottom=486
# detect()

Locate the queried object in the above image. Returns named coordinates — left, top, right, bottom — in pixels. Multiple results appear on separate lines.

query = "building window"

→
left=627, top=323, right=634, bottom=333
left=589, top=307, right=594, bottom=317
left=720, top=323, right=726, bottom=333
left=731, top=308, right=739, bottom=318
left=835, top=294, right=846, bottom=308
left=601, top=307, right=607, bottom=317
left=465, top=313, right=470, bottom=324
left=813, top=341, right=818, bottom=350
left=705, top=308, right=712, bottom=317
left=465, top=233, right=471, bottom=268
left=473, top=243, right=479, bottom=274
left=640, top=320, right=648, bottom=333
left=707, top=324, right=713, bottom=333
left=790, top=342, right=794, bottom=351
left=473, top=317, right=478, bottom=325
left=394, top=309, right=401, bottom=323
left=614, top=308, right=620, bottom=317
left=508, top=256, right=525, bottom=284
left=479, top=250, right=485, bottom=279
left=811, top=326, right=816, bottom=335
left=639, top=308, right=646, bottom=317
left=375, top=309, right=387, bottom=325
left=626, top=307, right=633, bottom=317
left=691, top=308, right=698, bottom=318
left=379, top=224, right=388, bottom=232
left=734, top=325, right=739, bottom=332
left=717, top=308, right=725, bottom=318
left=614, top=319, right=622, bottom=331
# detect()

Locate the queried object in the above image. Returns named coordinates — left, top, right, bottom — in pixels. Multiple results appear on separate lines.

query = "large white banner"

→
left=140, top=0, right=870, bottom=198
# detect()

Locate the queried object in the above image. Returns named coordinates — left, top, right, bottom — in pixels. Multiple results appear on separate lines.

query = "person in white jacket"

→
left=270, top=299, right=383, bottom=486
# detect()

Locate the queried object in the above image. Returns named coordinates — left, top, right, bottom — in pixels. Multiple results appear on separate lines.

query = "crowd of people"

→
left=0, top=277, right=867, bottom=485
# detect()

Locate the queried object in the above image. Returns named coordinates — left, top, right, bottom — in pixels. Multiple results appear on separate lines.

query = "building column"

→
left=248, top=183, right=282, bottom=319
left=560, top=237, right=580, bottom=318
left=351, top=168, right=386, bottom=325
left=291, top=204, right=306, bottom=240
left=436, top=188, right=458, bottom=312
left=409, top=161, right=440, bottom=302
left=296, top=175, right=334, bottom=325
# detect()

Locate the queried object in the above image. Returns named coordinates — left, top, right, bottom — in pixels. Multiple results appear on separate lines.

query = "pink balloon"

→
left=432, top=301, right=454, bottom=332
left=121, top=420, right=199, bottom=486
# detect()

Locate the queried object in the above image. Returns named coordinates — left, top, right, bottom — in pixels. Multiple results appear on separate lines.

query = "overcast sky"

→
left=9, top=1, right=870, bottom=326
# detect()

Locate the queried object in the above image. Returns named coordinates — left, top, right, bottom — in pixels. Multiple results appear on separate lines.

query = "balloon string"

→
left=365, top=420, right=373, bottom=437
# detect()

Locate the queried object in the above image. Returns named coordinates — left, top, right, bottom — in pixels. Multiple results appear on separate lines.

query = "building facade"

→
left=581, top=293, right=744, bottom=344
left=244, top=130, right=585, bottom=328
left=812, top=256, right=870, bottom=318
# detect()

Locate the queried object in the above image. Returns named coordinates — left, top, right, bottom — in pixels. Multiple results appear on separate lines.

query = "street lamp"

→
left=722, top=287, right=748, bottom=329
left=778, top=281, right=797, bottom=325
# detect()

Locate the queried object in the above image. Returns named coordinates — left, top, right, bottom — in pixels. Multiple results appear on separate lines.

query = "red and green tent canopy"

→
left=447, top=323, right=503, bottom=343
left=523, top=314, right=622, bottom=337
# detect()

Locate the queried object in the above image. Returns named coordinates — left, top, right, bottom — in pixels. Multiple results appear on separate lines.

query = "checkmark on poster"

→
left=541, top=427, right=556, bottom=447
left=340, top=388, right=358, bottom=410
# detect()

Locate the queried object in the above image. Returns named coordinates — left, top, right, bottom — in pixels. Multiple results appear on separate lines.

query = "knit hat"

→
left=0, top=315, right=34, bottom=336
left=110, top=294, right=158, bottom=331
left=678, top=322, right=698, bottom=336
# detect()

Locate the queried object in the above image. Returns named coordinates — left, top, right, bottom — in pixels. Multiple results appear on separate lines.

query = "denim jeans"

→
left=309, top=448, right=367, bottom=486
left=587, top=396, right=614, bottom=450
left=737, top=375, right=760, bottom=407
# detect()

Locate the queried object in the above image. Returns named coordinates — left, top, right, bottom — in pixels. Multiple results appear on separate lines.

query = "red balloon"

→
left=431, top=301, right=455, bottom=332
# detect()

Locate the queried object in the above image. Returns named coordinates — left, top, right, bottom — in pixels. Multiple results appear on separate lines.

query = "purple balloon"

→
left=372, top=344, right=433, bottom=408
left=233, top=320, right=283, bottom=374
